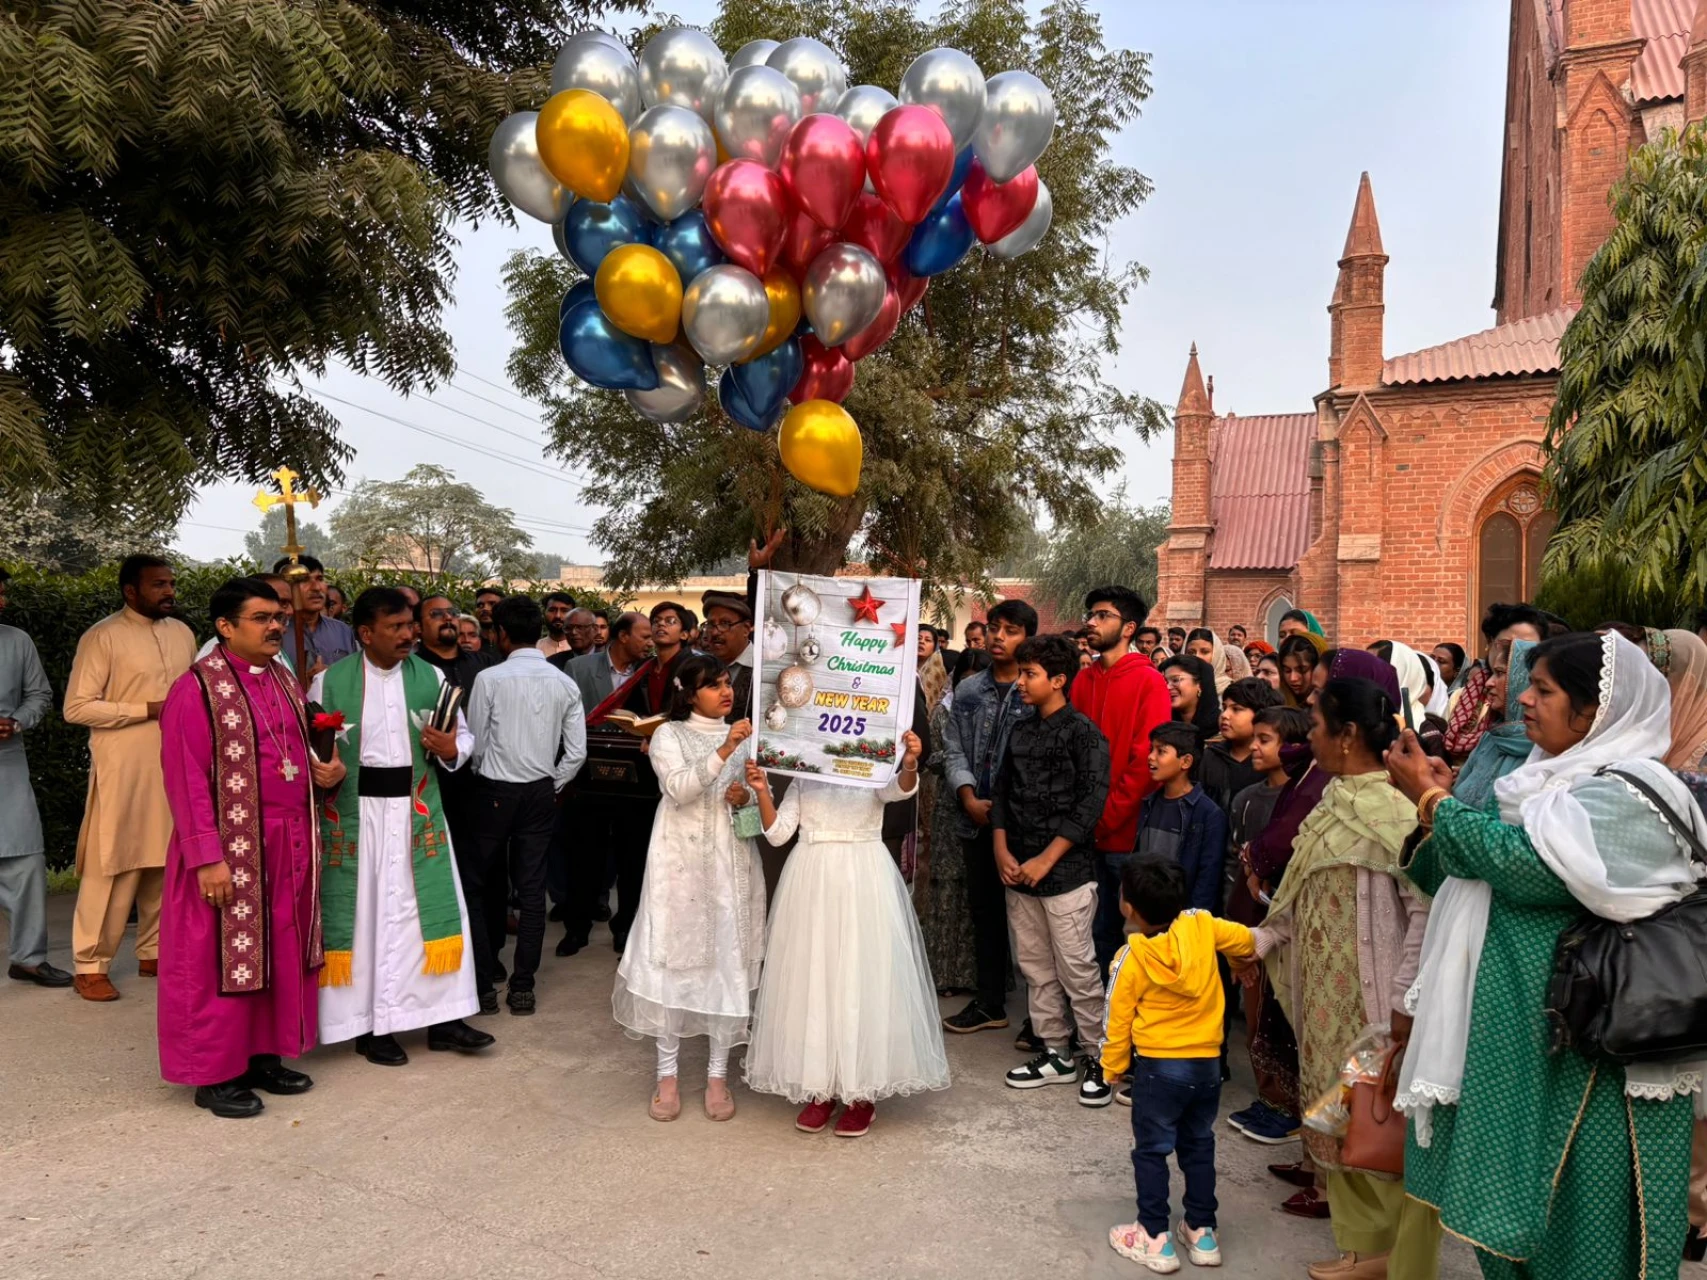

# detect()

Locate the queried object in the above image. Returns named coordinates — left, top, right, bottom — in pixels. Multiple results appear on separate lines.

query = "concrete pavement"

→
left=1, top=893, right=1481, bottom=1280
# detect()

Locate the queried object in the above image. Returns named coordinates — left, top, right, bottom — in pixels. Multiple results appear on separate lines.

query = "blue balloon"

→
left=931, top=147, right=975, bottom=213
left=559, top=301, right=659, bottom=391
left=560, top=197, right=652, bottom=276
left=654, top=211, right=727, bottom=286
left=905, top=194, right=976, bottom=277
left=719, top=368, right=780, bottom=432
left=558, top=277, right=596, bottom=321
left=730, top=338, right=803, bottom=421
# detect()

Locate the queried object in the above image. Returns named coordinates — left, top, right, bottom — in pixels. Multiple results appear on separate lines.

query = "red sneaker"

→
left=834, top=1101, right=875, bottom=1138
left=797, top=1099, right=836, bottom=1133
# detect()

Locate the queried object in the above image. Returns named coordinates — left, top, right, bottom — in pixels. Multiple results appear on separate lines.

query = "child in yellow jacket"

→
left=1102, top=855, right=1255, bottom=1274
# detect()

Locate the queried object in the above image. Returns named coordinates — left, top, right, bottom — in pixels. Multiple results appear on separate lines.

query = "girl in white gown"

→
left=612, top=656, right=765, bottom=1123
left=743, top=729, right=951, bottom=1137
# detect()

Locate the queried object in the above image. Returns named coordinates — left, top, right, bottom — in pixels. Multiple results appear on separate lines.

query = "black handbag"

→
left=1545, top=766, right=1707, bottom=1064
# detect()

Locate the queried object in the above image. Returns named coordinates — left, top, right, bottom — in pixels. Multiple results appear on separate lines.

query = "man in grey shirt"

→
left=463, top=594, right=586, bottom=1016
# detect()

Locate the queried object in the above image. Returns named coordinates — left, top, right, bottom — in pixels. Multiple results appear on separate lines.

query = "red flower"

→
left=313, top=711, right=346, bottom=731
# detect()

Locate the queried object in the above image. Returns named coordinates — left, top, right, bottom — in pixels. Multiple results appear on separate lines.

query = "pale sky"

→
left=172, top=0, right=1511, bottom=572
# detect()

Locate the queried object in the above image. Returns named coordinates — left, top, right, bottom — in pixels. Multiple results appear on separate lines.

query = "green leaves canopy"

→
left=329, top=463, right=534, bottom=579
left=505, top=0, right=1161, bottom=591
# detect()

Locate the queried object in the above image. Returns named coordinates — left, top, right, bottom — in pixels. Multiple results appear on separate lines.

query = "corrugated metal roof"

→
left=1381, top=307, right=1575, bottom=386
left=1207, top=413, right=1315, bottom=571
left=1632, top=0, right=1695, bottom=102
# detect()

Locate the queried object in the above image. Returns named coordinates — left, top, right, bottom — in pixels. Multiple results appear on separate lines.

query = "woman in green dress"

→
left=1388, top=630, right=1704, bottom=1280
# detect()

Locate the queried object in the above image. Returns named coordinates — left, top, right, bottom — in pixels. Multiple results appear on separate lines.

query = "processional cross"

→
left=253, top=467, right=323, bottom=684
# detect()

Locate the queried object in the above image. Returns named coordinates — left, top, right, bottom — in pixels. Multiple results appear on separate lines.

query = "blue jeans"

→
left=1130, top=1055, right=1221, bottom=1237
left=1093, top=852, right=1131, bottom=977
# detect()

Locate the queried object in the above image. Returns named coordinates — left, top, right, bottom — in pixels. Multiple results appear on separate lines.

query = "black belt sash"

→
left=358, top=765, right=413, bottom=798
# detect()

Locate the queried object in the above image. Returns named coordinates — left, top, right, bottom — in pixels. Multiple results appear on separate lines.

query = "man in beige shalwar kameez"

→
left=63, top=556, right=195, bottom=1001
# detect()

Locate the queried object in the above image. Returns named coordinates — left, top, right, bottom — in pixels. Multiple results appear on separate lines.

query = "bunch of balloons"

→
left=488, top=28, right=1057, bottom=498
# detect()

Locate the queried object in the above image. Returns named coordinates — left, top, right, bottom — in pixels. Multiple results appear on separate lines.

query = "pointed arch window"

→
left=1475, top=478, right=1556, bottom=619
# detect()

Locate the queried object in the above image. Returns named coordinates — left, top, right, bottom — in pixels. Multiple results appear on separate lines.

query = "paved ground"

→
left=0, top=894, right=1483, bottom=1280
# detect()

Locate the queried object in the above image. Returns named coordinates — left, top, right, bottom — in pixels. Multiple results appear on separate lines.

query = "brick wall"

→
left=1495, top=0, right=1565, bottom=322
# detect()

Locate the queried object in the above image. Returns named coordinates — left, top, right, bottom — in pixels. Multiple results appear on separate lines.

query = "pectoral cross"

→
left=253, top=467, right=323, bottom=682
left=280, top=758, right=300, bottom=782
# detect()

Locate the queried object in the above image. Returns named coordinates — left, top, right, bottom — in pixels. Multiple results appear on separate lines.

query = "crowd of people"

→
left=5, top=549, right=1707, bottom=1279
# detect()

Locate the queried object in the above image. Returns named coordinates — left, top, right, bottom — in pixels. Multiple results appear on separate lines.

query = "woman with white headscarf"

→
left=1185, top=627, right=1251, bottom=696
left=1385, top=632, right=1703, bottom=1280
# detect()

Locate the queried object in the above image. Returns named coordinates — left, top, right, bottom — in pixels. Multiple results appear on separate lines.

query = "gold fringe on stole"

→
left=421, top=936, right=463, bottom=976
left=318, top=950, right=353, bottom=988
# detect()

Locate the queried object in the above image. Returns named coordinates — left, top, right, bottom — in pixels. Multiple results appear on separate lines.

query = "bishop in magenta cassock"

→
left=158, top=577, right=345, bottom=1118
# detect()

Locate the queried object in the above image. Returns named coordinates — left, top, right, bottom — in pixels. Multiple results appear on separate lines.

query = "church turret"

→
left=1151, top=344, right=1214, bottom=629
left=1327, top=173, right=1387, bottom=390
left=1686, top=0, right=1707, bottom=124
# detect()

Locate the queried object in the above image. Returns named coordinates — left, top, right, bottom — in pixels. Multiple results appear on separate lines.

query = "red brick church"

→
left=1152, top=0, right=1707, bottom=648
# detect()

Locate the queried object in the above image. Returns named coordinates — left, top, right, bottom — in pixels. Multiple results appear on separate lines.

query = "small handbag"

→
left=731, top=804, right=765, bottom=840
left=1545, top=766, right=1707, bottom=1065
left=1339, top=1045, right=1405, bottom=1177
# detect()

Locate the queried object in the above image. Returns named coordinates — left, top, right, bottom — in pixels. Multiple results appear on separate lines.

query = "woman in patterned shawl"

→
left=1388, top=631, right=1703, bottom=1280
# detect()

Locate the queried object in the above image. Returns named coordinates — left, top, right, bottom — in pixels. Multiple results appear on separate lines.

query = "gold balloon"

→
left=779, top=400, right=862, bottom=498
left=536, top=89, right=629, bottom=202
left=743, top=268, right=802, bottom=361
left=595, top=244, right=683, bottom=344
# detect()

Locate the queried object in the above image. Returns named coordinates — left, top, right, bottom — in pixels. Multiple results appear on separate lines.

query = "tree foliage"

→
left=1027, top=490, right=1168, bottom=619
left=505, top=0, right=1161, bottom=591
left=245, top=505, right=334, bottom=568
left=0, top=0, right=638, bottom=524
left=1545, top=126, right=1707, bottom=612
left=330, top=463, right=534, bottom=578
left=0, top=487, right=175, bottom=573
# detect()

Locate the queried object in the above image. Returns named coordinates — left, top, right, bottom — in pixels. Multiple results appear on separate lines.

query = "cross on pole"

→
left=253, top=467, right=323, bottom=683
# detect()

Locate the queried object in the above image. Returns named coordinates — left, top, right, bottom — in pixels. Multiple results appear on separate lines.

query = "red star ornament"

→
left=847, top=584, right=886, bottom=625
left=890, top=622, right=909, bottom=648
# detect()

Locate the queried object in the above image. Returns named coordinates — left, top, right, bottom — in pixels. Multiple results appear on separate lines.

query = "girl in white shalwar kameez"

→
left=743, top=729, right=951, bottom=1138
left=612, top=656, right=765, bottom=1123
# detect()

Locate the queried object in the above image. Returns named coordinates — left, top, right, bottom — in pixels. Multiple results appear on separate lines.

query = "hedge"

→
left=4, top=562, right=620, bottom=869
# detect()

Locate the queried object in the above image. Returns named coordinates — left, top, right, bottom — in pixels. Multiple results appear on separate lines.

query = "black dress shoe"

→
left=611, top=931, right=628, bottom=955
left=8, top=961, right=74, bottom=988
left=355, top=1032, right=409, bottom=1067
left=506, top=989, right=536, bottom=1016
left=556, top=932, right=587, bottom=958
left=427, top=1019, right=495, bottom=1052
left=240, top=1055, right=314, bottom=1095
left=195, top=1082, right=264, bottom=1118
left=477, top=989, right=500, bottom=1016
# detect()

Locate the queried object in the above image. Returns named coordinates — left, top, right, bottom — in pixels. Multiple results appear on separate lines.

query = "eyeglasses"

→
left=702, top=618, right=749, bottom=633
left=238, top=612, right=287, bottom=626
left=1084, top=609, right=1122, bottom=624
left=424, top=607, right=455, bottom=620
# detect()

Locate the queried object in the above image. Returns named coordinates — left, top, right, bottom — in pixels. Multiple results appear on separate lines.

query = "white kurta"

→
left=312, top=658, right=479, bottom=1042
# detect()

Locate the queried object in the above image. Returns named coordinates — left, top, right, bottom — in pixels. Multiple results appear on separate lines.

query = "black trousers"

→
left=564, top=796, right=655, bottom=946
left=464, top=776, right=556, bottom=995
left=963, top=826, right=1012, bottom=1014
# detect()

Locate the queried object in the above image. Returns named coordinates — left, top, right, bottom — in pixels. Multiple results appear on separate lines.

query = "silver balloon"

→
left=765, top=37, right=847, bottom=116
left=682, top=264, right=772, bottom=365
left=973, top=70, right=1056, bottom=184
left=834, top=84, right=898, bottom=192
left=802, top=243, right=885, bottom=347
left=626, top=343, right=707, bottom=423
left=987, top=178, right=1053, bottom=259
left=487, top=111, right=572, bottom=224
left=714, top=65, right=802, bottom=170
left=730, top=38, right=780, bottom=70
left=899, top=47, right=987, bottom=151
left=627, top=105, right=717, bottom=222
left=638, top=26, right=728, bottom=125
left=551, top=31, right=642, bottom=125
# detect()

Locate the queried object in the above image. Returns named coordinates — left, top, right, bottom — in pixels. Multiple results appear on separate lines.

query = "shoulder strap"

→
left=1597, top=766, right=1707, bottom=866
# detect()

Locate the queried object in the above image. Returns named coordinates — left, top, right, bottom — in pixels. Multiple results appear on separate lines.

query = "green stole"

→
left=317, top=653, right=462, bottom=986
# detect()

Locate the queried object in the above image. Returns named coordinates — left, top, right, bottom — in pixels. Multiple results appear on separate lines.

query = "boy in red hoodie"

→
left=1071, top=586, right=1174, bottom=975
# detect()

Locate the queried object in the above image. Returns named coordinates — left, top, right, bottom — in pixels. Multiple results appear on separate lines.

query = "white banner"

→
left=751, top=569, right=921, bottom=788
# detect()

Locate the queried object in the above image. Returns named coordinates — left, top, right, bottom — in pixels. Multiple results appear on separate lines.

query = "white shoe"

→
left=1004, top=1049, right=1079, bottom=1089
left=1175, top=1222, right=1221, bottom=1267
left=1109, top=1223, right=1181, bottom=1273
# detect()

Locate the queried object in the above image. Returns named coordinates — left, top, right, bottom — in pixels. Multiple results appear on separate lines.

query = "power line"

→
left=459, top=368, right=542, bottom=405
left=441, top=377, right=552, bottom=425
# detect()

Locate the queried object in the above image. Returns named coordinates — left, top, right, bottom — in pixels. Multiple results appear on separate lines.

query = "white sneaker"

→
left=1109, top=1222, right=1181, bottom=1273
left=1004, top=1049, right=1079, bottom=1089
left=1176, top=1222, right=1221, bottom=1267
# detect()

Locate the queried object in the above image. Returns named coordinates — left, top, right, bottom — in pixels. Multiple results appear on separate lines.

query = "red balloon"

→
left=779, top=114, right=866, bottom=232
left=703, top=159, right=789, bottom=277
left=866, top=105, right=956, bottom=224
left=842, top=282, right=901, bottom=362
left=779, top=207, right=837, bottom=277
left=789, top=335, right=855, bottom=404
left=961, top=160, right=1039, bottom=245
left=842, top=193, right=910, bottom=265
left=888, top=262, right=928, bottom=315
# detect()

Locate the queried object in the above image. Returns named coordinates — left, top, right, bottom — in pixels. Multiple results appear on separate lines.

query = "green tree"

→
left=1544, top=126, right=1707, bottom=617
left=0, top=0, right=639, bottom=523
left=245, top=505, right=334, bottom=569
left=0, top=487, right=174, bottom=573
left=504, top=0, right=1161, bottom=591
left=1026, top=490, right=1168, bottom=619
left=331, top=463, right=534, bottom=578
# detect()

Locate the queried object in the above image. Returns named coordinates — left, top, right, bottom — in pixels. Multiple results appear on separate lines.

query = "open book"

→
left=603, top=708, right=667, bottom=738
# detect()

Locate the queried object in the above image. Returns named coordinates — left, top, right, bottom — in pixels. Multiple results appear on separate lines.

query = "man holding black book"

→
left=464, top=595, right=587, bottom=1015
